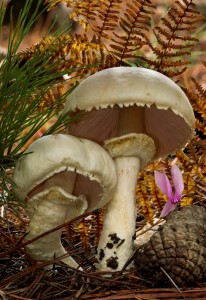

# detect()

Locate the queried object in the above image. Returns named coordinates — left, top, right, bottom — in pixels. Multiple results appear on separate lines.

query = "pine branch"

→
left=0, top=3, right=5, bottom=34
left=0, top=0, right=86, bottom=209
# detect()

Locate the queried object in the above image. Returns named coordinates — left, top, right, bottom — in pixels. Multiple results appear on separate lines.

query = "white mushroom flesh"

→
left=26, top=186, right=86, bottom=268
left=13, top=134, right=117, bottom=268
left=96, top=133, right=156, bottom=271
left=96, top=156, right=140, bottom=271
left=65, top=67, right=195, bottom=159
left=62, top=67, right=195, bottom=272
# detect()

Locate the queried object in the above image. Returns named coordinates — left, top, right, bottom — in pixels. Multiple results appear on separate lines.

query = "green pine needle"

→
left=0, top=0, right=84, bottom=212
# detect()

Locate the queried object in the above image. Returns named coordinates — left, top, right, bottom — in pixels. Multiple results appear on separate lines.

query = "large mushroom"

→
left=13, top=134, right=117, bottom=268
left=62, top=67, right=195, bottom=272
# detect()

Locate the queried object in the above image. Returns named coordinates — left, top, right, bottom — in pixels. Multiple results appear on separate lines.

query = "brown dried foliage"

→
left=2, top=209, right=206, bottom=299
left=21, top=0, right=205, bottom=98
left=145, top=0, right=204, bottom=77
left=43, top=0, right=204, bottom=73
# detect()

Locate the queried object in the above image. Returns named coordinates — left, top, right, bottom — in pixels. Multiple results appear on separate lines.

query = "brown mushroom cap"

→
left=63, top=67, right=195, bottom=159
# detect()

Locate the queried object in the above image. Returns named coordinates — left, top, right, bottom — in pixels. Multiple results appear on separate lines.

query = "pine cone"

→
left=134, top=205, right=206, bottom=287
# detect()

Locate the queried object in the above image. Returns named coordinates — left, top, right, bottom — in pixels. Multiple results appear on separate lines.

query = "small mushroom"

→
left=13, top=134, right=117, bottom=268
left=63, top=67, right=195, bottom=271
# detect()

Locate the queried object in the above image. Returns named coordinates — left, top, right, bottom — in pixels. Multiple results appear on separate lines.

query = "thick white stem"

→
left=96, top=156, right=140, bottom=271
left=26, top=185, right=87, bottom=269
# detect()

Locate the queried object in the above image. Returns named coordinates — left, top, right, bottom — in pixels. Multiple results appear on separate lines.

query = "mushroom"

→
left=13, top=134, right=117, bottom=268
left=62, top=66, right=195, bottom=272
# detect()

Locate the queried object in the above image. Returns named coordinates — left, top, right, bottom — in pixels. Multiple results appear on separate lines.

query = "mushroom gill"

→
left=27, top=170, right=103, bottom=212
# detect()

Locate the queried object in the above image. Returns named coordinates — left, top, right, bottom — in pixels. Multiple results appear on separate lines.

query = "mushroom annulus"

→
left=155, top=164, right=184, bottom=218
left=62, top=67, right=195, bottom=272
left=13, top=134, right=117, bottom=268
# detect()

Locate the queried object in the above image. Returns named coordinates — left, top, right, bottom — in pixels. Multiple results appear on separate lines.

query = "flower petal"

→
left=171, top=164, right=184, bottom=202
left=160, top=200, right=177, bottom=218
left=154, top=170, right=173, bottom=201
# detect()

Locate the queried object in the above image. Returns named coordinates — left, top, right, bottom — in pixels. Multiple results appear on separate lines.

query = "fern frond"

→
left=94, top=0, right=123, bottom=39
left=176, top=138, right=206, bottom=188
left=181, top=172, right=195, bottom=206
left=191, top=77, right=206, bottom=99
left=19, top=34, right=73, bottom=75
left=136, top=161, right=173, bottom=224
left=195, top=119, right=206, bottom=135
left=61, top=0, right=154, bottom=66
left=109, top=0, right=154, bottom=64
left=137, top=169, right=156, bottom=224
left=190, top=78, right=206, bottom=121
left=184, top=73, right=206, bottom=141
left=77, top=221, right=91, bottom=252
left=67, top=34, right=118, bottom=82
left=147, top=0, right=204, bottom=77
left=66, top=0, right=99, bottom=31
left=48, top=0, right=204, bottom=76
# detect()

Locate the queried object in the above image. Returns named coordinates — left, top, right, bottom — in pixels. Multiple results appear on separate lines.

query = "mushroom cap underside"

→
left=13, top=134, right=117, bottom=211
left=63, top=67, right=195, bottom=159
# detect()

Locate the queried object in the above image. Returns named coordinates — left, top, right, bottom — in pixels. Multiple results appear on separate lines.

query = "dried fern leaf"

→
left=181, top=172, right=195, bottom=206
left=67, top=34, right=118, bottom=83
left=46, top=0, right=204, bottom=76
left=146, top=0, right=204, bottom=77
left=190, top=78, right=206, bottom=118
left=109, top=0, right=154, bottom=63
left=136, top=162, right=168, bottom=224
left=136, top=152, right=206, bottom=224
left=176, top=146, right=206, bottom=186
left=184, top=74, right=206, bottom=142
left=195, top=119, right=206, bottom=136
left=94, top=0, right=123, bottom=39
left=19, top=35, right=73, bottom=74
left=137, top=170, right=156, bottom=224
left=191, top=77, right=206, bottom=99
left=63, top=0, right=99, bottom=31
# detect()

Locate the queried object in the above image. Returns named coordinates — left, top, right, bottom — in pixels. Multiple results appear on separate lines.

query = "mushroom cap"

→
left=13, top=134, right=117, bottom=211
left=63, top=67, right=195, bottom=159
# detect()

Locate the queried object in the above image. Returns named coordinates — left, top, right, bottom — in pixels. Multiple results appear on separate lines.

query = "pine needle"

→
left=0, top=0, right=86, bottom=211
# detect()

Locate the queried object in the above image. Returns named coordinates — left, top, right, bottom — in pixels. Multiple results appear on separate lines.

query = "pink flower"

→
left=154, top=164, right=184, bottom=218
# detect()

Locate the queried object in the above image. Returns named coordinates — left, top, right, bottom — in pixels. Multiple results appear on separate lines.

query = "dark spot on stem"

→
left=99, top=249, right=105, bottom=261
left=116, top=239, right=125, bottom=248
left=106, top=242, right=114, bottom=249
left=106, top=256, right=119, bottom=270
left=108, top=233, right=121, bottom=244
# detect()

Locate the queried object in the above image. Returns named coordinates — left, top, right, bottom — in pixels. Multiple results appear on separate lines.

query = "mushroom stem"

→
left=26, top=187, right=87, bottom=268
left=96, top=156, right=140, bottom=272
